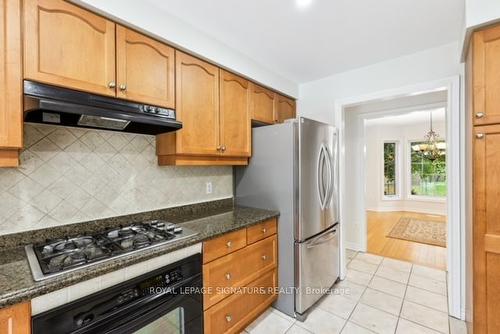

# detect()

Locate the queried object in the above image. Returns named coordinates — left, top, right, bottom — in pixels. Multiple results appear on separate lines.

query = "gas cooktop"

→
left=25, top=220, right=198, bottom=281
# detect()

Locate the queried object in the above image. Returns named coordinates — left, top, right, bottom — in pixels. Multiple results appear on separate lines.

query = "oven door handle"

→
left=74, top=274, right=201, bottom=333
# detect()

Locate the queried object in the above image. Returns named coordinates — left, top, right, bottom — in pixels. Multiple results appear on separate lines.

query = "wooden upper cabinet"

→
left=174, top=51, right=220, bottom=155
left=0, top=0, right=23, bottom=167
left=473, top=25, right=500, bottom=125
left=473, top=124, right=500, bottom=333
left=116, top=26, right=175, bottom=108
left=0, top=302, right=31, bottom=334
left=219, top=70, right=251, bottom=157
left=23, top=0, right=116, bottom=96
left=275, top=94, right=296, bottom=123
left=251, top=83, right=276, bottom=124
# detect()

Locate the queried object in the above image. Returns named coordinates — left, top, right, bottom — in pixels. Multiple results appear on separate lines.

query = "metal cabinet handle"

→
left=476, top=133, right=485, bottom=139
left=262, top=228, right=267, bottom=234
left=476, top=112, right=485, bottom=119
left=225, top=314, right=232, bottom=322
left=226, top=241, right=232, bottom=248
left=225, top=273, right=231, bottom=280
left=262, top=255, right=267, bottom=261
left=119, top=84, right=127, bottom=91
left=108, top=82, right=116, bottom=88
left=216, top=146, right=222, bottom=151
left=221, top=145, right=227, bottom=152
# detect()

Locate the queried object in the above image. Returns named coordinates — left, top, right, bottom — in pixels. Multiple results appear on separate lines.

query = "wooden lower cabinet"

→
left=204, top=269, right=277, bottom=334
left=203, top=235, right=277, bottom=309
left=202, top=218, right=278, bottom=334
left=473, top=124, right=500, bottom=333
left=0, top=302, right=31, bottom=334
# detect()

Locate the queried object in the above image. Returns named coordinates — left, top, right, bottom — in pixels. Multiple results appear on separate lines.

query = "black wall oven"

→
left=33, top=254, right=203, bottom=334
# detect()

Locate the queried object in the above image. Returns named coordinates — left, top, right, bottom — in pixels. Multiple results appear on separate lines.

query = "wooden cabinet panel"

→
left=473, top=26, right=500, bottom=125
left=0, top=0, right=23, bottom=166
left=173, top=51, right=219, bottom=155
left=204, top=269, right=277, bottom=334
left=116, top=26, right=175, bottom=108
left=0, top=302, right=31, bottom=334
left=247, top=218, right=277, bottom=244
left=203, top=229, right=247, bottom=264
left=473, top=124, right=500, bottom=333
left=203, top=235, right=277, bottom=309
left=23, top=0, right=116, bottom=96
left=251, top=83, right=276, bottom=124
left=276, top=94, right=296, bottom=123
left=219, top=70, right=251, bottom=157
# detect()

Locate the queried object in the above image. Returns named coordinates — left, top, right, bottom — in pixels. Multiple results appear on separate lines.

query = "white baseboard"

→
left=366, top=207, right=446, bottom=216
left=345, top=241, right=364, bottom=252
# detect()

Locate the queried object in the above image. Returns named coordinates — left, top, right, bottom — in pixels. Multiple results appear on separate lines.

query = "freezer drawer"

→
left=295, top=225, right=339, bottom=315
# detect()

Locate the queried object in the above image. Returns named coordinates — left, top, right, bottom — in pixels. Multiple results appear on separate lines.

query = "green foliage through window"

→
left=410, top=141, right=447, bottom=197
left=383, top=142, right=397, bottom=196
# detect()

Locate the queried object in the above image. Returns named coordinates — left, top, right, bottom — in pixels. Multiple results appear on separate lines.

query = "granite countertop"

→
left=0, top=200, right=279, bottom=309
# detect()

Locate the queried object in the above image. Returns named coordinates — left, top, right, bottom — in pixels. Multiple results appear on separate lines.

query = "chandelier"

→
left=413, top=110, right=443, bottom=161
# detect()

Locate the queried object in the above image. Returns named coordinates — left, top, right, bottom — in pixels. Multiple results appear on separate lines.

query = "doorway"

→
left=335, top=77, right=464, bottom=319
left=364, top=108, right=448, bottom=270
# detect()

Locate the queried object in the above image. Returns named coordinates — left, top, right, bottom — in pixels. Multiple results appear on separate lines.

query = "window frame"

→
left=406, top=138, right=447, bottom=202
left=381, top=140, right=401, bottom=201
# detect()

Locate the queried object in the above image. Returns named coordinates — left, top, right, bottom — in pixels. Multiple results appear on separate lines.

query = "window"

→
left=383, top=142, right=397, bottom=197
left=410, top=141, right=447, bottom=197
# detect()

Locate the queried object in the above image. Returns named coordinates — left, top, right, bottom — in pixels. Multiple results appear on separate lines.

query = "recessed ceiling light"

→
left=296, top=0, right=313, bottom=9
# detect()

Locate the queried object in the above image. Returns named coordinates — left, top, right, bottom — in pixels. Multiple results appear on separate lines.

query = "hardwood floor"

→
left=366, top=211, right=447, bottom=270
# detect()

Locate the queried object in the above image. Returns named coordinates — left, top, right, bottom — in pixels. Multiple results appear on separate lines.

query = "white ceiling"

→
left=365, top=108, right=446, bottom=126
left=144, top=0, right=464, bottom=83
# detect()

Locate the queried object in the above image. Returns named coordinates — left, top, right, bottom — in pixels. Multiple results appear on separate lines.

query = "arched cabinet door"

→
left=175, top=51, right=220, bottom=155
left=219, top=70, right=251, bottom=157
left=23, top=0, right=116, bottom=96
left=275, top=94, right=296, bottom=123
left=116, top=26, right=175, bottom=108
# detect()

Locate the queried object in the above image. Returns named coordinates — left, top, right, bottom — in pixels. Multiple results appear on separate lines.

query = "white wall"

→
left=298, top=42, right=461, bottom=124
left=71, top=0, right=298, bottom=98
left=465, top=0, right=500, bottom=29
left=365, top=120, right=447, bottom=215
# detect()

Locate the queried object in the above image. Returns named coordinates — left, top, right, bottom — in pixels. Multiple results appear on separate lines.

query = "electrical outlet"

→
left=206, top=182, right=213, bottom=194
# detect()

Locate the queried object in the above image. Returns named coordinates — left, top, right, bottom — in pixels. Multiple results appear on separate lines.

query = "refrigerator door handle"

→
left=323, top=146, right=333, bottom=207
left=305, top=227, right=338, bottom=249
left=317, top=145, right=326, bottom=209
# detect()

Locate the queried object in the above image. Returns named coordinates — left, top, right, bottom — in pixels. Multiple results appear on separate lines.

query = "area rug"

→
left=387, top=217, right=447, bottom=247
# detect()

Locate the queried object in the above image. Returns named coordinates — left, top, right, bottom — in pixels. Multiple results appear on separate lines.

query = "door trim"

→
left=334, top=76, right=464, bottom=319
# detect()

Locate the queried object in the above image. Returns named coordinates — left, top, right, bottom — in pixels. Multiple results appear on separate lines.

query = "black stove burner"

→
left=33, top=220, right=182, bottom=276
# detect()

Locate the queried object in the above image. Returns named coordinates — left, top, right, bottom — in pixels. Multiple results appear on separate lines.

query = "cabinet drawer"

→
left=247, top=218, right=277, bottom=244
left=204, top=269, right=277, bottom=334
left=203, top=235, right=277, bottom=309
left=203, top=229, right=247, bottom=264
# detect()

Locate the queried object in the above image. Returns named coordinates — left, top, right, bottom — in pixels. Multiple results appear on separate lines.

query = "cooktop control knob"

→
left=173, top=227, right=183, bottom=234
left=166, top=224, right=175, bottom=232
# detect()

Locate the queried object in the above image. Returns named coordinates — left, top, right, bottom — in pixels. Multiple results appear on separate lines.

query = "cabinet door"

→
left=276, top=94, right=296, bottom=123
left=473, top=26, right=500, bottom=125
left=0, top=302, right=31, bottom=334
left=251, top=83, right=276, bottom=124
left=24, top=0, right=116, bottom=96
left=116, top=26, right=175, bottom=108
left=0, top=0, right=23, bottom=166
left=473, top=124, right=500, bottom=333
left=219, top=70, right=251, bottom=157
left=175, top=51, right=220, bottom=155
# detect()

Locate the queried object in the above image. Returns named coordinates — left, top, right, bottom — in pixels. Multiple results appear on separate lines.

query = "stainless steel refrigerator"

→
left=235, top=117, right=339, bottom=320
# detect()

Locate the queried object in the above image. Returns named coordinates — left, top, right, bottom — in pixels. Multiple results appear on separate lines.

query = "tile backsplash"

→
left=0, top=124, right=233, bottom=235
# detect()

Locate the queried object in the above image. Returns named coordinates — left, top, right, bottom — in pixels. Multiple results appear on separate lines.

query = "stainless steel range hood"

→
left=23, top=81, right=182, bottom=135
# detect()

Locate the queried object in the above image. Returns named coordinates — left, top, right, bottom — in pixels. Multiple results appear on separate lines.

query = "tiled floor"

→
left=242, top=250, right=467, bottom=334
